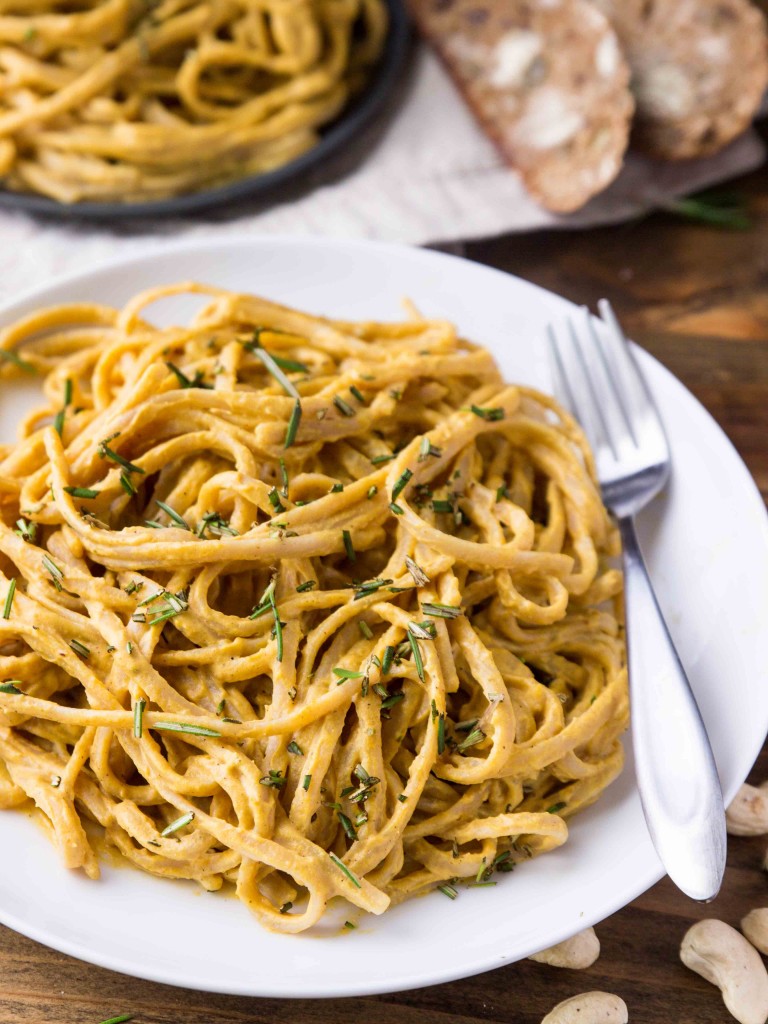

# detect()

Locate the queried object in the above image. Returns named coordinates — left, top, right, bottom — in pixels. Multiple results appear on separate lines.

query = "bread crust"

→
left=589, top=0, right=768, bottom=159
left=406, top=0, right=634, bottom=213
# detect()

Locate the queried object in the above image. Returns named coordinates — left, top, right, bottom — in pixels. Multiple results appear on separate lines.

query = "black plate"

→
left=0, top=0, right=411, bottom=221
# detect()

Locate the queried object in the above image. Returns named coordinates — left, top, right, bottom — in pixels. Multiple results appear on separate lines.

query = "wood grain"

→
left=1, top=168, right=768, bottom=1024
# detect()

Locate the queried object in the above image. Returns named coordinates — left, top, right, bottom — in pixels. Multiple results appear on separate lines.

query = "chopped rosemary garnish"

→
left=296, top=580, right=316, bottom=593
left=247, top=336, right=301, bottom=398
left=42, top=554, right=63, bottom=590
left=333, top=395, right=355, bottom=417
left=366, top=485, right=378, bottom=499
left=398, top=794, right=407, bottom=803
left=267, top=487, right=285, bottom=513
left=14, top=518, right=37, bottom=543
left=381, top=645, right=395, bottom=675
left=64, top=486, right=99, bottom=499
left=2, top=579, right=16, bottom=619
left=260, top=769, right=286, bottom=788
left=431, top=499, right=454, bottom=513
left=279, top=458, right=290, bottom=498
left=342, top=529, right=355, bottom=562
left=389, top=502, right=404, bottom=516
left=165, top=361, right=212, bottom=389
left=437, top=713, right=445, bottom=754
left=344, top=920, right=356, bottom=930
left=0, top=348, right=34, bottom=372
left=421, top=602, right=461, bottom=619
left=408, top=620, right=435, bottom=641
left=358, top=620, right=373, bottom=640
left=97, top=439, right=145, bottom=477
left=0, top=681, right=22, bottom=694
left=271, top=354, right=310, bottom=373
left=53, top=378, right=72, bottom=436
left=457, top=728, right=485, bottom=751
left=470, top=404, right=504, bottom=421
left=338, top=809, right=358, bottom=840
left=302, top=774, right=312, bottom=790
left=391, top=469, right=413, bottom=502
left=269, top=588, right=284, bottom=662
left=69, top=639, right=90, bottom=659
left=370, top=453, right=395, bottom=466
left=280, top=902, right=293, bottom=914
left=380, top=691, right=404, bottom=710
left=147, top=590, right=189, bottom=626
left=329, top=852, right=361, bottom=888
left=196, top=511, right=238, bottom=538
left=133, top=698, right=146, bottom=738
left=438, top=884, right=458, bottom=900
left=161, top=811, right=195, bottom=837
left=496, top=485, right=509, bottom=501
left=330, top=481, right=344, bottom=493
left=353, top=577, right=392, bottom=600
left=455, top=718, right=479, bottom=733
left=661, top=188, right=751, bottom=230
left=349, top=385, right=365, bottom=404
left=418, top=437, right=443, bottom=462
left=547, top=801, right=567, bottom=814
left=284, top=399, right=302, bottom=449
left=155, top=499, right=189, bottom=530
left=287, top=740, right=303, bottom=755
left=407, top=629, right=424, bottom=681
left=404, top=556, right=429, bottom=586
left=153, top=721, right=221, bottom=738
left=333, top=667, right=363, bottom=680
left=119, top=471, right=136, bottom=497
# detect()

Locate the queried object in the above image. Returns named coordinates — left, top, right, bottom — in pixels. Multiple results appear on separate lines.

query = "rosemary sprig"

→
left=14, top=518, right=37, bottom=543
left=247, top=336, right=300, bottom=398
left=53, top=378, right=72, bottom=437
left=370, top=453, right=395, bottom=466
left=69, top=639, right=90, bottom=659
left=153, top=721, right=221, bottom=738
left=133, top=698, right=146, bottom=738
left=161, top=811, right=195, bottom=837
left=438, top=883, right=458, bottom=900
left=279, top=458, right=290, bottom=498
left=64, top=486, right=99, bottom=499
left=421, top=602, right=461, bottom=619
left=547, top=801, right=567, bottom=814
left=661, top=188, right=750, bottom=230
left=342, top=529, right=355, bottom=562
left=165, top=361, right=212, bottom=389
left=406, top=627, right=425, bottom=681
left=0, top=681, right=22, bottom=694
left=155, top=499, right=189, bottom=530
left=333, top=395, right=355, bottom=417
left=418, top=436, right=442, bottom=462
left=329, top=852, right=362, bottom=888
left=2, top=579, right=16, bottom=619
left=0, top=348, right=34, bottom=372
left=349, top=385, right=365, bottom=404
left=470, top=405, right=504, bottom=421
left=42, top=555, right=63, bottom=590
left=404, top=556, right=429, bottom=586
left=391, top=469, right=413, bottom=502
left=287, top=740, right=303, bottom=755
left=259, top=769, right=286, bottom=788
left=98, top=438, right=145, bottom=477
left=284, top=399, right=302, bottom=449
left=333, top=667, right=363, bottom=680
left=296, top=580, right=316, bottom=593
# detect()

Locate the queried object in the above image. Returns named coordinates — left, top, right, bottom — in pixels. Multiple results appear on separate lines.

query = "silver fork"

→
left=547, top=300, right=726, bottom=902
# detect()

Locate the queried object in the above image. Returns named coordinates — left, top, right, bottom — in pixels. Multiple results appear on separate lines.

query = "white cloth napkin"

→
left=1, top=47, right=763, bottom=302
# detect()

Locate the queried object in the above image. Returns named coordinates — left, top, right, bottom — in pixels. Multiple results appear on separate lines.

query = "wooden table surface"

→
left=2, top=173, right=768, bottom=1024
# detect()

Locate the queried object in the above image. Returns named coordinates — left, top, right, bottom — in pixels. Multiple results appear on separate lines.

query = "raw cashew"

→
left=742, top=910, right=768, bottom=956
left=726, top=783, right=768, bottom=836
left=680, top=919, right=768, bottom=1024
left=530, top=927, right=600, bottom=968
left=541, top=992, right=628, bottom=1024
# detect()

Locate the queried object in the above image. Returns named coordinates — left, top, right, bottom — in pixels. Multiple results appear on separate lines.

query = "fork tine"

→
left=568, top=311, right=619, bottom=460
left=546, top=320, right=603, bottom=455
left=596, top=299, right=656, bottom=431
left=582, top=310, right=637, bottom=447
left=546, top=323, right=576, bottom=415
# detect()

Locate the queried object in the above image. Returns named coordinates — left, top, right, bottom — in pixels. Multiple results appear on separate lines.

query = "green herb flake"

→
left=333, top=395, right=355, bottom=417
left=358, top=620, right=373, bottom=640
left=438, top=883, right=458, bottom=900
left=546, top=801, right=567, bottom=814
left=457, top=728, right=484, bottom=751
left=366, top=485, right=378, bottom=500
left=259, top=769, right=286, bottom=788
left=64, top=486, right=99, bottom=499
left=42, top=554, right=64, bottom=590
left=342, top=529, right=355, bottom=563
left=161, top=811, right=195, bottom=837
left=155, top=499, right=189, bottom=530
left=246, top=335, right=301, bottom=398
left=329, top=852, right=362, bottom=888
left=279, top=458, right=290, bottom=498
left=421, top=601, right=461, bottom=620
left=404, top=556, right=429, bottom=586
left=371, top=453, right=395, bottom=466
left=296, top=580, right=316, bottom=593
left=437, top=713, right=445, bottom=755
left=280, top=902, right=293, bottom=914
left=330, top=482, right=344, bottom=493
left=2, top=579, right=16, bottom=620
left=302, top=774, right=312, bottom=791
left=391, top=469, right=413, bottom=503
left=344, top=920, right=356, bottom=930
left=389, top=502, right=404, bottom=516
left=287, top=740, right=303, bottom=755
left=0, top=348, right=34, bottom=372
left=133, top=698, right=146, bottom=738
left=381, top=645, right=395, bottom=675
left=337, top=809, right=358, bottom=841
left=267, top=487, right=286, bottom=514
left=0, top=681, right=22, bottom=695
left=153, top=721, right=221, bottom=738
left=333, top=667, right=363, bottom=680
left=284, top=399, right=302, bottom=449
left=97, top=439, right=145, bottom=477
left=69, top=639, right=90, bottom=659
left=470, top=404, right=504, bottom=422
left=14, top=518, right=37, bottom=543
left=165, top=361, right=212, bottom=389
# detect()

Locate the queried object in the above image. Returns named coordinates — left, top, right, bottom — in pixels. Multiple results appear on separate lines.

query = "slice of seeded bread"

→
left=589, top=0, right=768, bottom=159
left=406, top=0, right=634, bottom=213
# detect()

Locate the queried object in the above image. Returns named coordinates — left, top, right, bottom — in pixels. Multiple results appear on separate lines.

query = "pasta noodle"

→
left=0, top=0, right=387, bottom=203
left=0, top=282, right=628, bottom=932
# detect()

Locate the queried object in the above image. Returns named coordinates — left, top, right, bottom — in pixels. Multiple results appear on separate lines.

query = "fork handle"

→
left=618, top=515, right=726, bottom=902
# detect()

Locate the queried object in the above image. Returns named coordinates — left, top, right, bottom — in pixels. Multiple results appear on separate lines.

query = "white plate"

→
left=0, top=237, right=766, bottom=998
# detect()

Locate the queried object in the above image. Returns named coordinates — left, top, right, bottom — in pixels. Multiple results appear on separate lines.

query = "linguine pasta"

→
left=0, top=0, right=387, bottom=203
left=0, top=283, right=628, bottom=932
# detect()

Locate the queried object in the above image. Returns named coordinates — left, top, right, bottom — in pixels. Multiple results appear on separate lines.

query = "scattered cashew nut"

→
left=530, top=927, right=601, bottom=969
left=680, top=919, right=768, bottom=1024
left=742, top=909, right=768, bottom=956
left=726, top=783, right=768, bottom=836
left=540, top=991, right=628, bottom=1024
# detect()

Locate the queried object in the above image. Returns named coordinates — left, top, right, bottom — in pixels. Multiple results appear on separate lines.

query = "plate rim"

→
left=0, top=234, right=766, bottom=998
left=0, top=0, right=411, bottom=221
